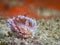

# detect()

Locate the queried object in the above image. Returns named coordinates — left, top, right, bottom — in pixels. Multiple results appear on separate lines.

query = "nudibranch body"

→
left=8, top=15, right=38, bottom=38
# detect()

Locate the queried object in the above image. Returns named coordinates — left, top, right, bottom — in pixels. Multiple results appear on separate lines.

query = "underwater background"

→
left=0, top=0, right=60, bottom=45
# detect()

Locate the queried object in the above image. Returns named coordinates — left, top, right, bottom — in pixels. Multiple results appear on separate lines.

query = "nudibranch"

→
left=8, top=15, right=37, bottom=38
